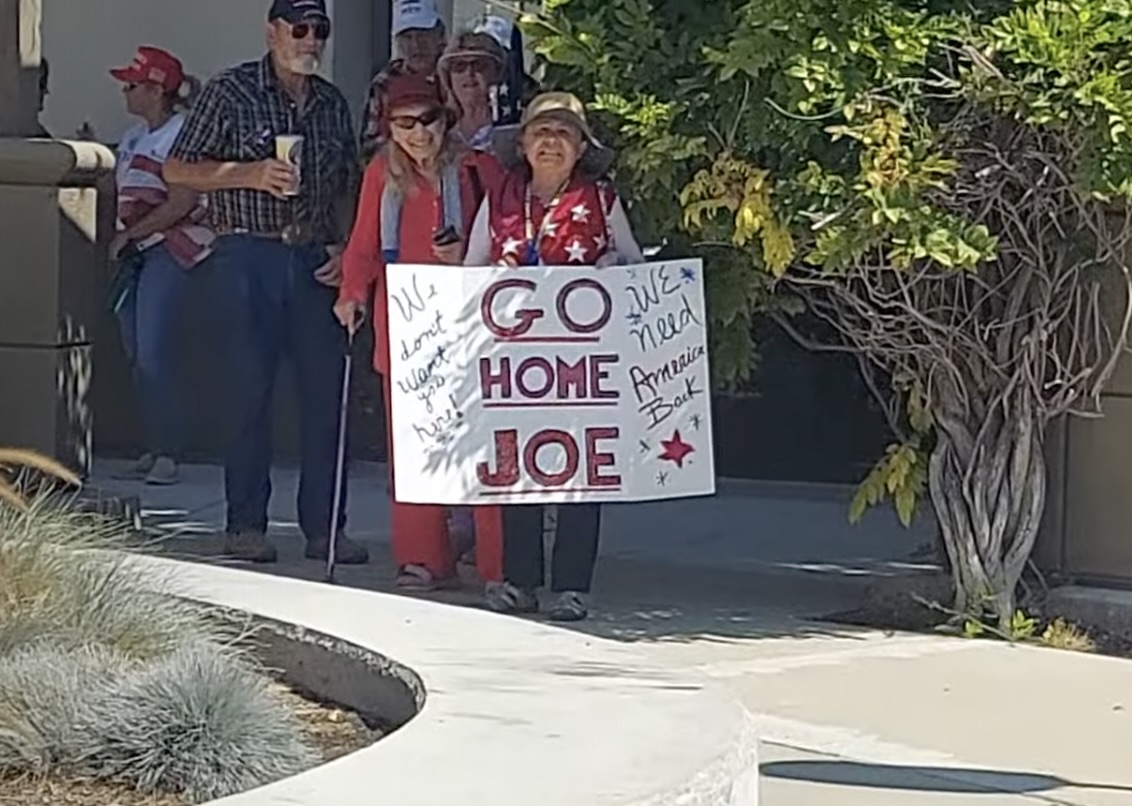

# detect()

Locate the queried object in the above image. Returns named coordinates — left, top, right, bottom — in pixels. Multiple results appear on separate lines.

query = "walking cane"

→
left=326, top=311, right=361, bottom=584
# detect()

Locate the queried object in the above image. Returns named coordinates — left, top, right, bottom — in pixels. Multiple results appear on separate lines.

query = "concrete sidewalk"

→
left=92, top=459, right=1132, bottom=805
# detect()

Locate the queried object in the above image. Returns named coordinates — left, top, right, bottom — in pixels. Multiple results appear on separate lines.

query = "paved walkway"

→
left=93, top=459, right=1132, bottom=805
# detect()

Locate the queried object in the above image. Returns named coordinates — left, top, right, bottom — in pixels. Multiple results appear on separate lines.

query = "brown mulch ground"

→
left=0, top=682, right=379, bottom=806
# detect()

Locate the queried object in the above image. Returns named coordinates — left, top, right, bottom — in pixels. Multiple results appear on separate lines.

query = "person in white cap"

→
left=393, top=0, right=446, bottom=73
left=360, top=0, right=447, bottom=160
left=473, top=14, right=539, bottom=125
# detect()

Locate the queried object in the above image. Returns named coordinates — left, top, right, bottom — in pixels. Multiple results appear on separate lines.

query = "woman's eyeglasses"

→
left=291, top=20, right=332, bottom=40
left=389, top=108, right=445, bottom=131
left=449, top=58, right=491, bottom=75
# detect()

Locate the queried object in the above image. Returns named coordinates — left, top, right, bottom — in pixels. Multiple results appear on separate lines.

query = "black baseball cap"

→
left=268, top=0, right=329, bottom=23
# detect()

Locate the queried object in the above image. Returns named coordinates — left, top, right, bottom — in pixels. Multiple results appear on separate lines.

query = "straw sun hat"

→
left=491, top=91, right=616, bottom=177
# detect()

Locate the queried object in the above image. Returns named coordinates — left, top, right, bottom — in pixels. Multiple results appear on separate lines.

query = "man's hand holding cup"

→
left=244, top=158, right=298, bottom=199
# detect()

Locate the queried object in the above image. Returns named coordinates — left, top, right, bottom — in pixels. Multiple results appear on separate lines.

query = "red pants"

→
left=382, top=373, right=502, bottom=582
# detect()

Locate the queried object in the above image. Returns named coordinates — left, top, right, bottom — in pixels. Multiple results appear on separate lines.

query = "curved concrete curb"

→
left=145, top=558, right=758, bottom=805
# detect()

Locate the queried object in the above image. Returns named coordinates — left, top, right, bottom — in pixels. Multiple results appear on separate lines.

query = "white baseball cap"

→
left=474, top=15, right=514, bottom=49
left=393, top=0, right=441, bottom=35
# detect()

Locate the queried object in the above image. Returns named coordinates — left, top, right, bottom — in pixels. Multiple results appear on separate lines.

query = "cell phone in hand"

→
left=433, top=226, right=460, bottom=247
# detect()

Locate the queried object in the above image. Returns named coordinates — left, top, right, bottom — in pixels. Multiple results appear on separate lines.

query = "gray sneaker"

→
left=144, top=456, right=179, bottom=486
left=485, top=581, right=539, bottom=615
left=223, top=530, right=278, bottom=564
left=547, top=591, right=589, bottom=622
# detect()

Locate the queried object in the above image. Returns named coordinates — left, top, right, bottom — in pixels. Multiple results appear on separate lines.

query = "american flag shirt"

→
left=115, top=113, right=214, bottom=268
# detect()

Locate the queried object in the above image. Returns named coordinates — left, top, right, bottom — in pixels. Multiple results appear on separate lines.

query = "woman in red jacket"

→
left=465, top=91, right=644, bottom=621
left=336, top=69, right=503, bottom=591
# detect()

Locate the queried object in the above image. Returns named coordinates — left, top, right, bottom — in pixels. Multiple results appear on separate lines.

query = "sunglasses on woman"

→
left=389, top=107, right=445, bottom=131
left=449, top=57, right=492, bottom=75
left=290, top=19, right=332, bottom=40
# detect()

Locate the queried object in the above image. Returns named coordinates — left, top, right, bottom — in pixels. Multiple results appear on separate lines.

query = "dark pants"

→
left=211, top=235, right=348, bottom=544
left=116, top=243, right=192, bottom=458
left=502, top=503, right=601, bottom=593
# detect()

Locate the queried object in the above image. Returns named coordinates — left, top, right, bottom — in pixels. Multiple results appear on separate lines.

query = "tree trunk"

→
left=927, top=398, right=1047, bottom=633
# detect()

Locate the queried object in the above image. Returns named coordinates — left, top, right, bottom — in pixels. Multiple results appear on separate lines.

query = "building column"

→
left=0, top=0, right=116, bottom=476
left=0, top=0, right=41, bottom=137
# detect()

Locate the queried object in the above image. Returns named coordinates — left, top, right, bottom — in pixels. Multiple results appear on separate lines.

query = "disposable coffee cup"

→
left=275, top=134, right=303, bottom=197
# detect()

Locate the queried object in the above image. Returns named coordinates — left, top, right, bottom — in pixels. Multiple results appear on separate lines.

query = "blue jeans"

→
left=116, top=242, right=192, bottom=458
left=209, top=235, right=349, bottom=544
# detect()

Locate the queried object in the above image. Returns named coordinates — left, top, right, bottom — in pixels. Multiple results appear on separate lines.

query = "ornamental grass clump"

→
left=0, top=494, right=232, bottom=659
left=0, top=453, right=316, bottom=802
left=74, top=643, right=316, bottom=803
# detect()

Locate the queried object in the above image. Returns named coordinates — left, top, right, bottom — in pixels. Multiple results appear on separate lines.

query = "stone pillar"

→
left=0, top=0, right=116, bottom=478
left=0, top=139, right=115, bottom=476
left=0, top=0, right=41, bottom=137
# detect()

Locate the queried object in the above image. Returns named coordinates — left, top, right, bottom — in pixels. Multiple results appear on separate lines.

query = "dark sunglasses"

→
left=291, top=19, right=331, bottom=40
left=449, top=57, right=491, bottom=75
left=389, top=107, right=445, bottom=131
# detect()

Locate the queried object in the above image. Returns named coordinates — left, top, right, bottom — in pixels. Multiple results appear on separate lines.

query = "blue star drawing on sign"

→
left=690, top=413, right=702, bottom=431
left=681, top=265, right=697, bottom=283
left=627, top=309, right=642, bottom=326
left=656, top=471, right=669, bottom=487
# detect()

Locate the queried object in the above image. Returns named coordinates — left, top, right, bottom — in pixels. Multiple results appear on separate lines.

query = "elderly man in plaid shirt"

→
left=165, top=0, right=367, bottom=565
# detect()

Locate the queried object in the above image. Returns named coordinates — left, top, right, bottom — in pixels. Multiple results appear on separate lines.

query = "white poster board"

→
left=385, top=260, right=716, bottom=505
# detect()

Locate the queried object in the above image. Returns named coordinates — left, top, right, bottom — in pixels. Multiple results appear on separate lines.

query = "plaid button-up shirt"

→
left=170, top=55, right=357, bottom=242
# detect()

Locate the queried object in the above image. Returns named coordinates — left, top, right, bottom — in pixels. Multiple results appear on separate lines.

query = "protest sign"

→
left=385, top=260, right=715, bottom=505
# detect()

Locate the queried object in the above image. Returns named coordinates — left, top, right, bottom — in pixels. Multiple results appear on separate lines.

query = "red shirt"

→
left=341, top=150, right=502, bottom=373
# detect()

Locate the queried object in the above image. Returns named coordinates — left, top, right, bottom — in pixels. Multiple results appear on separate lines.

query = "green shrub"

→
left=527, top=0, right=1132, bottom=632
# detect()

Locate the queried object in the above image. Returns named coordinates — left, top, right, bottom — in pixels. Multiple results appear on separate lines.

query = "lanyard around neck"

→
left=523, top=179, right=570, bottom=264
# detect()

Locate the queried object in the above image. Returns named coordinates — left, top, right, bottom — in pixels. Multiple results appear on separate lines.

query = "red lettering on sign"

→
left=481, top=278, right=542, bottom=338
left=480, top=277, right=613, bottom=340
left=556, top=278, right=612, bottom=334
left=477, top=429, right=519, bottom=486
left=476, top=426, right=622, bottom=489
left=479, top=354, right=622, bottom=401
left=585, top=427, right=621, bottom=487
left=516, top=357, right=554, bottom=398
left=523, top=429, right=579, bottom=487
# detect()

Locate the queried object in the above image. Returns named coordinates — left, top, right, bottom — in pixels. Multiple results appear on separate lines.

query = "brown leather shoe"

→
left=304, top=534, right=369, bottom=565
left=223, top=530, right=278, bottom=564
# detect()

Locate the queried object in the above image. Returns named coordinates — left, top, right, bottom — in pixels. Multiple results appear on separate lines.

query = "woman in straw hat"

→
left=465, top=91, right=645, bottom=621
left=336, top=68, right=504, bottom=591
left=437, top=31, right=506, bottom=151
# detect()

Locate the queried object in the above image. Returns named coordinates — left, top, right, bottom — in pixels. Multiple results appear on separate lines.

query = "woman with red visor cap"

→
left=336, top=68, right=505, bottom=591
left=108, top=46, right=211, bottom=486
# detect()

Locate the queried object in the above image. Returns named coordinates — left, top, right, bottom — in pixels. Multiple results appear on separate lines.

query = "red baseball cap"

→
left=110, top=47, right=184, bottom=93
left=382, top=72, right=444, bottom=114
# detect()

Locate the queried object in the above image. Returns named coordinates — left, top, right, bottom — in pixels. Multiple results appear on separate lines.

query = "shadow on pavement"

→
left=760, top=760, right=1132, bottom=796
left=92, top=459, right=923, bottom=648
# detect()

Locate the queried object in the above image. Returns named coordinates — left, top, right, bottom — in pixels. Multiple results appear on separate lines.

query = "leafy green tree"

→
left=525, top=0, right=1132, bottom=631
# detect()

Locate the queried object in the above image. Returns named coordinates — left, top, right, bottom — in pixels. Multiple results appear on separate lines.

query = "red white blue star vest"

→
left=488, top=169, right=618, bottom=266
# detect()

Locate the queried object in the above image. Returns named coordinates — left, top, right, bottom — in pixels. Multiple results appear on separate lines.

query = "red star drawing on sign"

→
left=658, top=430, right=695, bottom=469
